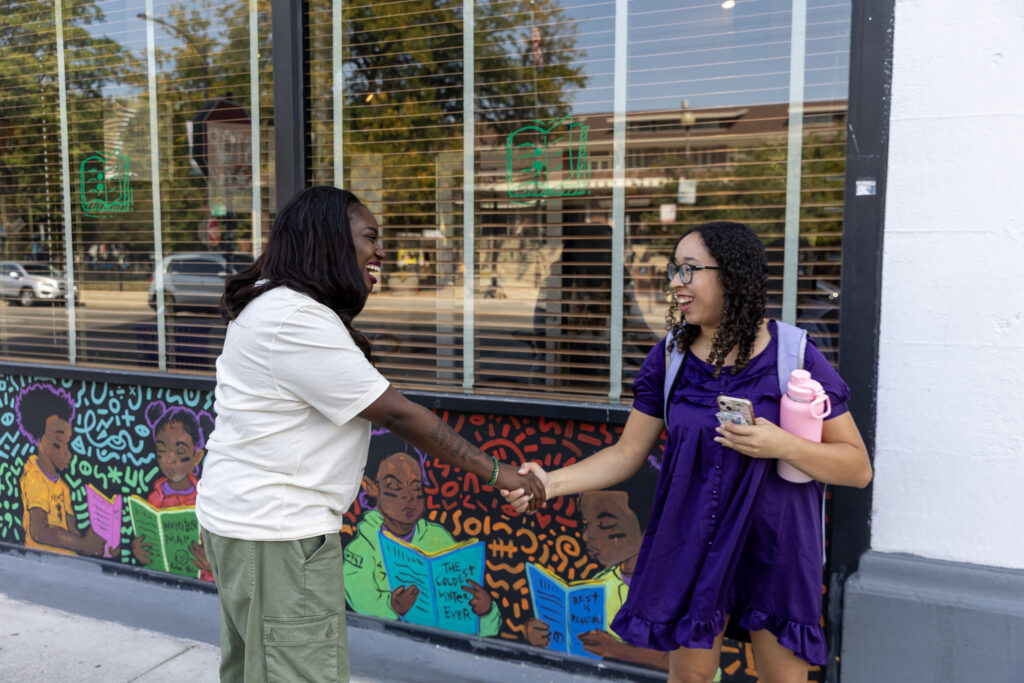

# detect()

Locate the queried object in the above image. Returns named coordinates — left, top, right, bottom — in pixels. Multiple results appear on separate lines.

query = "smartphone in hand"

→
left=716, top=395, right=755, bottom=426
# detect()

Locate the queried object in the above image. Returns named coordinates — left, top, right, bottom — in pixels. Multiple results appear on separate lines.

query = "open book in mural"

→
left=526, top=561, right=606, bottom=659
left=85, top=484, right=122, bottom=559
left=127, top=496, right=201, bottom=579
left=379, top=530, right=486, bottom=635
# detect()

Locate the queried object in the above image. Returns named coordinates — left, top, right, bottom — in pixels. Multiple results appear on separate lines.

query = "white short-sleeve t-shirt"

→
left=196, top=287, right=389, bottom=540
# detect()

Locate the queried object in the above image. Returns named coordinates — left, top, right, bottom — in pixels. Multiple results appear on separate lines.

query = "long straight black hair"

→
left=221, top=186, right=373, bottom=361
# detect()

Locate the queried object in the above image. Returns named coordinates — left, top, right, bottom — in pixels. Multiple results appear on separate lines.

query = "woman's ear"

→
left=361, top=475, right=378, bottom=499
left=193, top=448, right=206, bottom=470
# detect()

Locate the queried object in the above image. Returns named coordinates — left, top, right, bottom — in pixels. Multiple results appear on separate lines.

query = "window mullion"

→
left=462, top=0, right=475, bottom=394
left=144, top=0, right=167, bottom=371
left=608, top=0, right=629, bottom=403
left=55, top=0, right=79, bottom=366
left=782, top=0, right=808, bottom=325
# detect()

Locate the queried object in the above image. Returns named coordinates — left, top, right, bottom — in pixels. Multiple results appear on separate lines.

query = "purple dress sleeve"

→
left=631, top=338, right=667, bottom=419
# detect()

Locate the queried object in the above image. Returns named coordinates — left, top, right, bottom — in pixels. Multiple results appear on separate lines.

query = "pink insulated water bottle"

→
left=777, top=369, right=831, bottom=483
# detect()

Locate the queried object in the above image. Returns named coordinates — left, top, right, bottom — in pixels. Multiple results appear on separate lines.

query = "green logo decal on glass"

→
left=80, top=152, right=133, bottom=216
left=506, top=115, right=591, bottom=200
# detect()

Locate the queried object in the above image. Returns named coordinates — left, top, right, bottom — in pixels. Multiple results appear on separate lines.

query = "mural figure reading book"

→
left=130, top=402, right=215, bottom=581
left=16, top=383, right=111, bottom=558
left=195, top=186, right=544, bottom=682
left=344, top=450, right=500, bottom=636
left=504, top=222, right=872, bottom=683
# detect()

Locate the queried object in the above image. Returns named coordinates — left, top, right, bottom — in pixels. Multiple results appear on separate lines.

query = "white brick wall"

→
left=873, top=0, right=1024, bottom=569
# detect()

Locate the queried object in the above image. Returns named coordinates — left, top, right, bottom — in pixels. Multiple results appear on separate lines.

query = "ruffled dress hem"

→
left=736, top=605, right=827, bottom=666
left=610, top=605, right=826, bottom=666
left=610, top=606, right=729, bottom=653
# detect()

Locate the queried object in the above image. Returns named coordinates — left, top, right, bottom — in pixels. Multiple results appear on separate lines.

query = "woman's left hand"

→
left=714, top=417, right=794, bottom=460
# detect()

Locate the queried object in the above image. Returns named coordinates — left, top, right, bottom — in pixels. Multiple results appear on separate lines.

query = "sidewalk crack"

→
left=127, top=644, right=197, bottom=682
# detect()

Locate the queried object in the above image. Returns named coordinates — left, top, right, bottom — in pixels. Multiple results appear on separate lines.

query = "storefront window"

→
left=309, top=0, right=849, bottom=403
left=0, top=0, right=272, bottom=373
left=1, top=0, right=848, bottom=405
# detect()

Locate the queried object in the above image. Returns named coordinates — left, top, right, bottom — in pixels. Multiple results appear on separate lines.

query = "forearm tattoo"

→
left=427, top=419, right=486, bottom=475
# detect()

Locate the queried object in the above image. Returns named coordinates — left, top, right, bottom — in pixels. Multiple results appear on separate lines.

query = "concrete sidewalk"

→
left=0, top=549, right=654, bottom=683
left=0, top=594, right=224, bottom=682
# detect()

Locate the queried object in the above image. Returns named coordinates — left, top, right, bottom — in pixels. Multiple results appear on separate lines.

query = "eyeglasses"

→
left=666, top=261, right=719, bottom=283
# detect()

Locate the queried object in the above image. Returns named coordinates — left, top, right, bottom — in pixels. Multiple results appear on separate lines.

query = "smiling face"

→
left=155, top=420, right=203, bottom=487
left=37, top=414, right=72, bottom=474
left=670, top=231, right=724, bottom=331
left=349, top=203, right=385, bottom=292
left=579, top=491, right=643, bottom=568
left=363, top=452, right=425, bottom=536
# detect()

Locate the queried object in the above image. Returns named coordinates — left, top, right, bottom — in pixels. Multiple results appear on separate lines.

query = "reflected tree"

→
left=336, top=0, right=588, bottom=230
left=0, top=0, right=134, bottom=263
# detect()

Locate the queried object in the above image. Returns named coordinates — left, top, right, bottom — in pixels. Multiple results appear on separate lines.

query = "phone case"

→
left=716, top=395, right=755, bottom=425
left=716, top=411, right=750, bottom=426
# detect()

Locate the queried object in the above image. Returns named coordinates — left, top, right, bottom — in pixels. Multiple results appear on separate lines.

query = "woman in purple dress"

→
left=503, top=222, right=872, bottom=683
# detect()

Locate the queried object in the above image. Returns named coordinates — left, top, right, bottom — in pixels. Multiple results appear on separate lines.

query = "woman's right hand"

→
left=500, top=462, right=549, bottom=513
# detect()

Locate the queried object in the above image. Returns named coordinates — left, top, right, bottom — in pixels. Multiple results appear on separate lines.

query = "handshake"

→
left=500, top=462, right=550, bottom=513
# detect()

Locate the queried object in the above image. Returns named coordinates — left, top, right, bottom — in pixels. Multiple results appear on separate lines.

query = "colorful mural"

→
left=0, top=376, right=212, bottom=579
left=0, top=372, right=824, bottom=681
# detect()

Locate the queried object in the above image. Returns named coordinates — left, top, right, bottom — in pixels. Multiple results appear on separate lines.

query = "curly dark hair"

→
left=220, top=186, right=373, bottom=361
left=15, top=384, right=75, bottom=445
left=664, top=221, right=767, bottom=377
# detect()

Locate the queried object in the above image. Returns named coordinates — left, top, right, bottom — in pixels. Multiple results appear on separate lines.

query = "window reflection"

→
left=0, top=0, right=849, bottom=401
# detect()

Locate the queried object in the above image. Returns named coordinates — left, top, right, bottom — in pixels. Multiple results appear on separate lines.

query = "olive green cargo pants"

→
left=203, top=529, right=349, bottom=682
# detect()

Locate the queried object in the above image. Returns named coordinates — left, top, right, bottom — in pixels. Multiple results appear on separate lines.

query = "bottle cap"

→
left=787, top=369, right=824, bottom=402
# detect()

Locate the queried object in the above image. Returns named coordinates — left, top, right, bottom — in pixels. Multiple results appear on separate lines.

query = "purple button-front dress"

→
left=610, top=321, right=849, bottom=666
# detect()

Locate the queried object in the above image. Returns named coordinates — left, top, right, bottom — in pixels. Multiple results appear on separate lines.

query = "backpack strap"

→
left=774, top=320, right=829, bottom=566
left=774, top=320, right=807, bottom=394
left=663, top=335, right=685, bottom=419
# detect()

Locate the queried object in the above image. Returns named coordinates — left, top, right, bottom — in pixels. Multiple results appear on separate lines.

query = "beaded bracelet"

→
left=486, top=455, right=500, bottom=487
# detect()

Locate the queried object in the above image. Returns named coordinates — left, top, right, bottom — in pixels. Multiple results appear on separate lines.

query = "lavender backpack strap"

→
left=663, top=335, right=686, bottom=421
left=775, top=320, right=829, bottom=565
left=774, top=320, right=807, bottom=393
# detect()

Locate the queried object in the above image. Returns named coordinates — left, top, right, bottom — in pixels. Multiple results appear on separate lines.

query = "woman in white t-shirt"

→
left=196, top=186, right=544, bottom=683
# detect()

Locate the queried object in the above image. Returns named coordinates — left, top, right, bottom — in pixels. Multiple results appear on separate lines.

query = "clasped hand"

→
left=713, top=417, right=794, bottom=460
left=499, top=462, right=548, bottom=514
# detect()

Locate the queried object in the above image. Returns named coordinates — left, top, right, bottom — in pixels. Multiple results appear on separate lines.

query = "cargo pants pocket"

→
left=263, top=611, right=339, bottom=682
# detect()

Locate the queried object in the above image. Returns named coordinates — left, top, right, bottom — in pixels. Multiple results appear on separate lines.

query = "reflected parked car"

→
left=148, top=252, right=252, bottom=313
left=0, top=261, right=78, bottom=306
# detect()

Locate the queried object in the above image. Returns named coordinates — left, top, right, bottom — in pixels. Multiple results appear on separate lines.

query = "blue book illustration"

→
left=378, top=530, right=485, bottom=635
left=525, top=562, right=606, bottom=659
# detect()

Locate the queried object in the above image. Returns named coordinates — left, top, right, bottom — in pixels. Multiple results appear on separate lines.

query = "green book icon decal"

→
left=506, top=115, right=591, bottom=200
left=80, top=152, right=133, bottom=216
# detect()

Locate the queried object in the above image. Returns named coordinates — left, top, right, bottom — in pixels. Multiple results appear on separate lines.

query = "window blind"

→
left=0, top=0, right=273, bottom=374
left=1, top=0, right=849, bottom=406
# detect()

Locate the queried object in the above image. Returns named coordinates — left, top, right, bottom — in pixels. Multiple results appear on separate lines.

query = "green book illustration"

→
left=127, top=496, right=200, bottom=579
left=525, top=562, right=605, bottom=659
left=378, top=530, right=485, bottom=635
